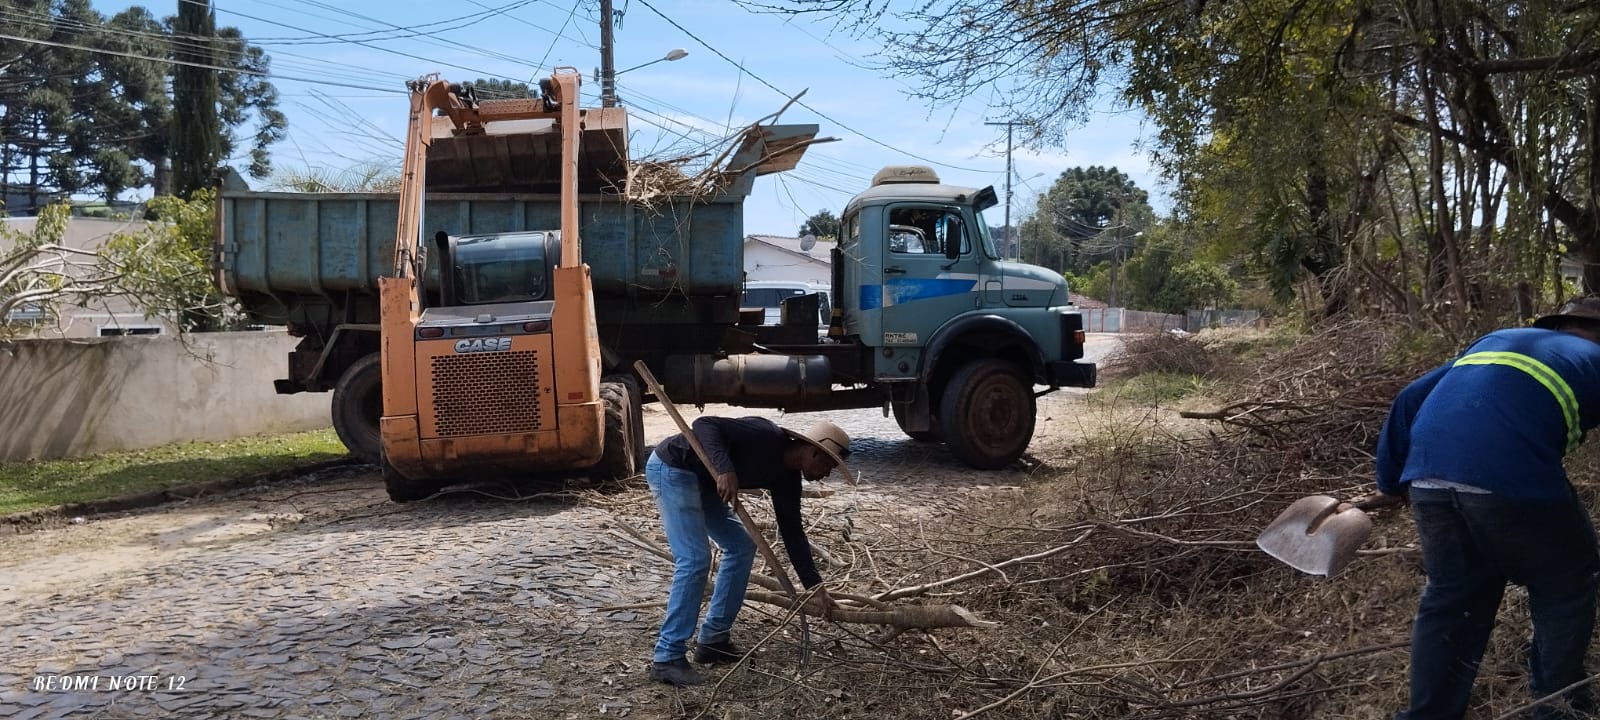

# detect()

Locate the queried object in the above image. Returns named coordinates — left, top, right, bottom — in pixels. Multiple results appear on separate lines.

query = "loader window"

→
left=451, top=232, right=550, bottom=305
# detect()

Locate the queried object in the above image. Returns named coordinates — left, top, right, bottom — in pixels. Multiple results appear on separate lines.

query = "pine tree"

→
left=170, top=0, right=221, bottom=199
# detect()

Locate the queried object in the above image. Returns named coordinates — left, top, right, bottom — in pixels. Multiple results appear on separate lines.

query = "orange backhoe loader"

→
left=375, top=68, right=636, bottom=501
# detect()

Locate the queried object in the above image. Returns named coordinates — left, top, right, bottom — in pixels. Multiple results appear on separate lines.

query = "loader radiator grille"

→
left=430, top=351, right=544, bottom=437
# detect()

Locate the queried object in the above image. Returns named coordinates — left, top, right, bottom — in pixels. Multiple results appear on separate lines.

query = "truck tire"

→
left=332, top=353, right=383, bottom=465
left=382, top=448, right=437, bottom=503
left=892, top=404, right=943, bottom=443
left=939, top=358, right=1036, bottom=470
left=591, top=379, right=639, bottom=482
left=623, top=375, right=647, bottom=470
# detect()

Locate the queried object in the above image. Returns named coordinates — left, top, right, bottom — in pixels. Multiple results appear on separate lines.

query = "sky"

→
left=102, top=0, right=1165, bottom=236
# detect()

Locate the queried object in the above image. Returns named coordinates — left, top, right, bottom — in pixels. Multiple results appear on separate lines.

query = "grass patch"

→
left=1103, top=371, right=1211, bottom=405
left=0, top=429, right=347, bottom=515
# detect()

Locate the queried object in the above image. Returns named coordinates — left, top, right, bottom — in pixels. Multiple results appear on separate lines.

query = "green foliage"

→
left=1108, top=371, right=1210, bottom=405
left=1019, top=166, right=1154, bottom=274
left=811, top=0, right=1600, bottom=322
left=1, top=192, right=237, bottom=337
left=1121, top=233, right=1238, bottom=313
left=0, top=429, right=345, bottom=515
left=1, top=203, right=81, bottom=335
left=466, top=79, right=537, bottom=99
left=799, top=209, right=839, bottom=242
left=1066, top=263, right=1110, bottom=303
left=0, top=1, right=284, bottom=201
left=268, top=162, right=401, bottom=193
left=104, top=189, right=238, bottom=331
left=172, top=0, right=223, bottom=199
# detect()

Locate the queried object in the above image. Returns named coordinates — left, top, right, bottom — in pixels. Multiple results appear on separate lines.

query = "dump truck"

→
left=216, top=77, right=1095, bottom=500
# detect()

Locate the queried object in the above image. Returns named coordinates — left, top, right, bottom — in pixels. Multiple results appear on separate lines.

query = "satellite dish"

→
left=799, top=234, right=817, bottom=251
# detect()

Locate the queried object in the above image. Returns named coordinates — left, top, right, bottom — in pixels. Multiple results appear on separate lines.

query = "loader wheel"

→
left=939, top=358, right=1035, bottom=470
left=591, top=379, right=639, bottom=482
left=381, top=449, right=437, bottom=503
left=892, top=404, right=943, bottom=443
left=332, top=353, right=383, bottom=465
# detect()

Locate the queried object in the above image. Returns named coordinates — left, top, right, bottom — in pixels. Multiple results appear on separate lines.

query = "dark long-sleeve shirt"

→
left=654, top=416, right=823, bottom=588
left=1376, top=328, right=1600, bottom=499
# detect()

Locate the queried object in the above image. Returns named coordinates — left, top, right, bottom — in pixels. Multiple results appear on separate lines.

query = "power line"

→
left=631, top=0, right=992, bottom=174
left=186, top=0, right=536, bottom=86
left=0, top=31, right=404, bottom=94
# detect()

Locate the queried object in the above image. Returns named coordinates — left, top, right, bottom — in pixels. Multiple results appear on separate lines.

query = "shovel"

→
left=1256, top=493, right=1405, bottom=577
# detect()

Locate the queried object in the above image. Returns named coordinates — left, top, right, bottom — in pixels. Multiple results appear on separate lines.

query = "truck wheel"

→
left=892, top=404, right=943, bottom=443
left=939, top=358, right=1035, bottom=470
left=623, top=375, right=647, bottom=470
left=332, top=353, right=383, bottom=465
left=382, top=449, right=436, bottom=503
left=591, top=379, right=638, bottom=482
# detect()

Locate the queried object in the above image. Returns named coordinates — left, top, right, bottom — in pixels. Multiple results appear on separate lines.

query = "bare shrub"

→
left=1108, top=332, right=1217, bottom=379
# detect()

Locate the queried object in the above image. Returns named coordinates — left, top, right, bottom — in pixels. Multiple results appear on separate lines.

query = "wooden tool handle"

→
left=632, top=360, right=800, bottom=600
left=1351, top=493, right=1407, bottom=511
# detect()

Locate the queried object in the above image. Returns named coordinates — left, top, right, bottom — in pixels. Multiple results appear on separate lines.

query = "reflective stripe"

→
left=1454, top=351, right=1581, bottom=452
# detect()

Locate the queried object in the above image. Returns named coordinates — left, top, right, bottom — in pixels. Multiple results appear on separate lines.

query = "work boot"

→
left=648, top=658, right=704, bottom=687
left=693, top=639, right=745, bottom=665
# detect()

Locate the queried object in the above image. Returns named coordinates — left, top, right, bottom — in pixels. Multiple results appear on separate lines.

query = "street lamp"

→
left=618, top=48, right=687, bottom=75
left=599, top=49, right=688, bottom=107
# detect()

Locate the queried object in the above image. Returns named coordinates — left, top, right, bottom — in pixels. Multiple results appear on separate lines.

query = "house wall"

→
left=2, top=216, right=178, bottom=339
left=744, top=243, right=830, bottom=284
left=0, top=331, right=331, bottom=462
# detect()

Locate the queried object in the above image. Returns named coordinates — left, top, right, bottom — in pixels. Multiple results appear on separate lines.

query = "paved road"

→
left=0, top=335, right=1120, bottom=719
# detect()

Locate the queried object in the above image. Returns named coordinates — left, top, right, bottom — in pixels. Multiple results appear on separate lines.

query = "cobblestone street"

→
left=1, top=337, right=1116, bottom=719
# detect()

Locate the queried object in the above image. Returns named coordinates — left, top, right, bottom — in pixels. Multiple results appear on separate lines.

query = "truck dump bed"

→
left=216, top=122, right=819, bottom=330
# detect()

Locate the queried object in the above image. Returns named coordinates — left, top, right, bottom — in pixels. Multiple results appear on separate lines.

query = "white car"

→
left=741, top=280, right=831, bottom=326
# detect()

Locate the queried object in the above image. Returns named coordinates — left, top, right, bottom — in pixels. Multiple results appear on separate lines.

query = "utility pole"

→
left=985, top=120, right=1020, bottom=260
left=599, top=0, right=617, bottom=107
left=1110, top=191, right=1125, bottom=308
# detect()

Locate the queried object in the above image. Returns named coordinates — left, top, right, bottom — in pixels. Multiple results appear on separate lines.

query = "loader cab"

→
left=430, top=230, right=560, bottom=307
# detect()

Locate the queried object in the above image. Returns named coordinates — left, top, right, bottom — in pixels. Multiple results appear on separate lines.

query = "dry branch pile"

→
left=620, top=321, right=1600, bottom=720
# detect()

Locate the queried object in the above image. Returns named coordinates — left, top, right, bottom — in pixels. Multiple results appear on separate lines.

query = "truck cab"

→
left=833, top=165, right=1095, bottom=468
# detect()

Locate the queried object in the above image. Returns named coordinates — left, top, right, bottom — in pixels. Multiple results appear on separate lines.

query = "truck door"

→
left=874, top=205, right=981, bottom=351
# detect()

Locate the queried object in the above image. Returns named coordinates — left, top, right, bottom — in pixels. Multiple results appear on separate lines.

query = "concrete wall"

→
left=743, top=237, right=831, bottom=285
left=0, top=331, right=331, bottom=462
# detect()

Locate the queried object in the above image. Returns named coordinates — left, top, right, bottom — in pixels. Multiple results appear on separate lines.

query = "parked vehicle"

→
left=216, top=82, right=1095, bottom=489
left=741, top=280, right=831, bottom=326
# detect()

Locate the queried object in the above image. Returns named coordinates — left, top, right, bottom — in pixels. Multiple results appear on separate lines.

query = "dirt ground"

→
left=0, top=336, right=1121, bottom=719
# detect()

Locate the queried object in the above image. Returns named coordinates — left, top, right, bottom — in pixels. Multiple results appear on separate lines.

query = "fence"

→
left=0, top=332, right=330, bottom=462
left=1080, top=308, right=1187, bottom=333
left=1081, top=308, right=1262, bottom=333
left=1186, top=309, right=1263, bottom=329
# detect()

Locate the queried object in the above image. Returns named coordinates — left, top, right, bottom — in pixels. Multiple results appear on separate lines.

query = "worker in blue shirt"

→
left=1377, top=297, right=1600, bottom=720
left=644, top=416, right=850, bottom=687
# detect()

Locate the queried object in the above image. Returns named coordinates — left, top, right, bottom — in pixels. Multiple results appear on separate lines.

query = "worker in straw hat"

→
left=1376, top=296, right=1600, bottom=719
left=644, top=415, right=851, bottom=687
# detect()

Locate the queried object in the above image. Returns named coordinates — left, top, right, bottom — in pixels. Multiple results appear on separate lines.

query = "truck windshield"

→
left=451, top=233, right=549, bottom=304
left=973, top=210, right=1001, bottom=259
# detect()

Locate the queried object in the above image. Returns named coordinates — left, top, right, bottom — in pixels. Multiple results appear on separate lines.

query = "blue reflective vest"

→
left=1376, top=328, right=1600, bottom=500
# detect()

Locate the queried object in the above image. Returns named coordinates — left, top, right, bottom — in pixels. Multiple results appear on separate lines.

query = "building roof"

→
left=744, top=234, right=831, bottom=262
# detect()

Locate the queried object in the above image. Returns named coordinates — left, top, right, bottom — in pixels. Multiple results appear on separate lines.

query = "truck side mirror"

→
left=945, top=228, right=961, bottom=260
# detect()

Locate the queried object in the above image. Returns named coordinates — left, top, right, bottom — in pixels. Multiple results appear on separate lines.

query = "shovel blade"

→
left=1256, top=495, right=1374, bottom=577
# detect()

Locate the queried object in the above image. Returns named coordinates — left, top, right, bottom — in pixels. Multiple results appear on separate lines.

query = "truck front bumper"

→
left=1048, top=361, right=1097, bottom=389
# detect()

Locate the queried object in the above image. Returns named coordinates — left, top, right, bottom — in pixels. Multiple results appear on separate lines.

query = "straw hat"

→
left=1534, top=297, right=1600, bottom=330
left=783, top=420, right=854, bottom=483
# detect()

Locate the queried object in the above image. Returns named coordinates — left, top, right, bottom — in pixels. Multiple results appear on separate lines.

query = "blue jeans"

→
left=645, top=453, right=756, bottom=663
left=1400, top=487, right=1600, bottom=720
